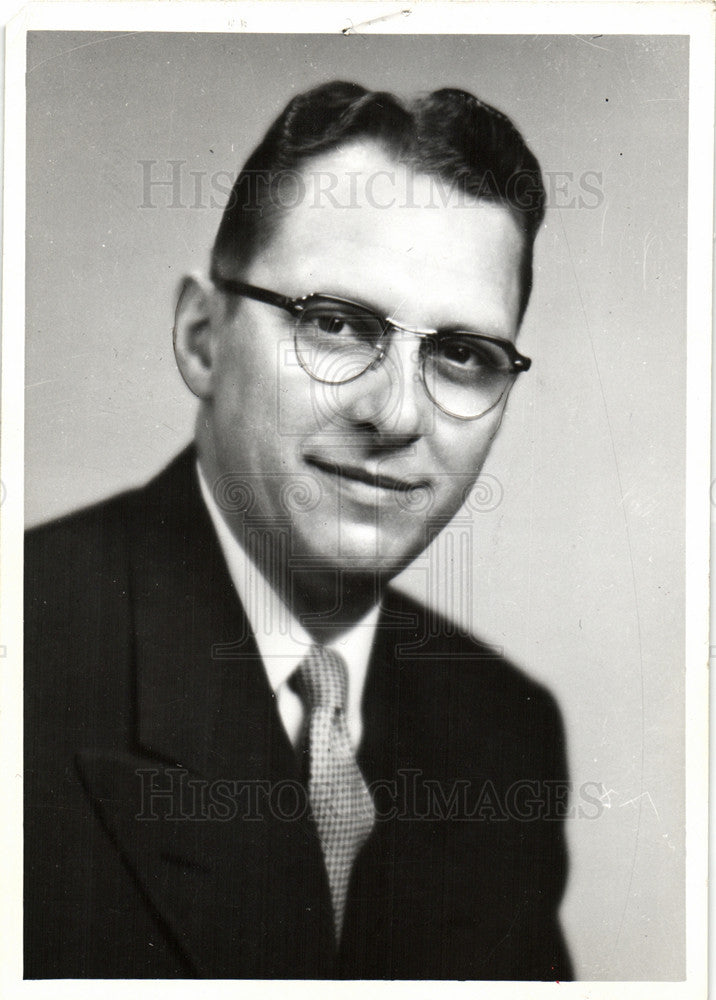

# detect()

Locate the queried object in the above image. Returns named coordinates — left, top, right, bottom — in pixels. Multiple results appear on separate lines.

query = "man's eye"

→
left=438, top=337, right=497, bottom=370
left=305, top=308, right=382, bottom=342
left=315, top=313, right=347, bottom=335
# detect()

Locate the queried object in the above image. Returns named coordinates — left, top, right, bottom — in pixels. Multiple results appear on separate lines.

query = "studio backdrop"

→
left=25, top=30, right=689, bottom=980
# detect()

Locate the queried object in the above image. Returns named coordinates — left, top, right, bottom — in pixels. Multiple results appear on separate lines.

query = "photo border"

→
left=1, top=3, right=712, bottom=998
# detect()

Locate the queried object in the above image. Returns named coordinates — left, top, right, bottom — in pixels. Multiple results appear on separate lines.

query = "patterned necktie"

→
left=293, top=645, right=376, bottom=940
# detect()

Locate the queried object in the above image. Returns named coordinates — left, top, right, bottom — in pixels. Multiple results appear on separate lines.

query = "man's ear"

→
left=173, top=274, right=218, bottom=399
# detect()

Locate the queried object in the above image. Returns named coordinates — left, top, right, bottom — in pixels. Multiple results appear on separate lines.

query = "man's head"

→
left=173, top=82, right=544, bottom=596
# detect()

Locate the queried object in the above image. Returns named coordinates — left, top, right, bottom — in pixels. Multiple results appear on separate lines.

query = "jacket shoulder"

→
left=24, top=448, right=196, bottom=709
left=27, top=486, right=135, bottom=557
left=25, top=446, right=196, bottom=573
left=383, top=586, right=563, bottom=720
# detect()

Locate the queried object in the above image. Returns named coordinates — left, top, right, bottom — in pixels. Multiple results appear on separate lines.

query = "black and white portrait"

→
left=4, top=4, right=711, bottom=992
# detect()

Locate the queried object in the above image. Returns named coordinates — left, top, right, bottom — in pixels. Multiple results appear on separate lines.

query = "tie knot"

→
left=294, top=645, right=348, bottom=712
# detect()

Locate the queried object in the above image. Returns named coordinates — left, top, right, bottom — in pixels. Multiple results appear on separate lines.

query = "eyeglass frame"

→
left=211, top=274, right=532, bottom=421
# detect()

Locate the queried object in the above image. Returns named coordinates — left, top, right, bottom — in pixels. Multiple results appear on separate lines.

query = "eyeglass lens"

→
left=293, top=297, right=515, bottom=420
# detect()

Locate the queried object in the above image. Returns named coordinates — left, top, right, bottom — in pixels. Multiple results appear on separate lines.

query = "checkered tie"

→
left=294, top=645, right=376, bottom=939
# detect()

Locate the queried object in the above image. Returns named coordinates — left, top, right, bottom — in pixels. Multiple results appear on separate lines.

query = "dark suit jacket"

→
left=24, top=446, right=572, bottom=980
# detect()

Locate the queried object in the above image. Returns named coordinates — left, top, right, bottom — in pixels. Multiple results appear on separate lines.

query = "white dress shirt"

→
left=197, top=463, right=380, bottom=751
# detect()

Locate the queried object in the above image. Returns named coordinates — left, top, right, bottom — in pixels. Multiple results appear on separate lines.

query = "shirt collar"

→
left=196, top=461, right=381, bottom=695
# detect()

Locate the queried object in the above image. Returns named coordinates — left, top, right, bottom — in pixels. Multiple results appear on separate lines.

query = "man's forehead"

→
left=259, top=141, right=519, bottom=253
left=249, top=141, right=524, bottom=329
left=284, top=139, right=500, bottom=220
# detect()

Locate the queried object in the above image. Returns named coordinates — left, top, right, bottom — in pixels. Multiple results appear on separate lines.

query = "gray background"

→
left=26, top=32, right=688, bottom=980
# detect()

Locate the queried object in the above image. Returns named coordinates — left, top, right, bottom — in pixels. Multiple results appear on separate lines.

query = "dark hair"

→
left=211, top=81, right=545, bottom=322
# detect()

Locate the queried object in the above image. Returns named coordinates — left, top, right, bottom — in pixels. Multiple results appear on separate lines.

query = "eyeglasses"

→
left=212, top=276, right=531, bottom=420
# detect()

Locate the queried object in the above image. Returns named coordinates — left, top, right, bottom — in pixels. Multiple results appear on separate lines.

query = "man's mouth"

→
left=304, top=455, right=428, bottom=494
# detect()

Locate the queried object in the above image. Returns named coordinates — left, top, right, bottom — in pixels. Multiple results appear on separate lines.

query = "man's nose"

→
left=335, top=332, right=432, bottom=440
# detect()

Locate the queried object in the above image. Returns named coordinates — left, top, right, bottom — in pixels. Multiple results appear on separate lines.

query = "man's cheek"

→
left=424, top=482, right=464, bottom=522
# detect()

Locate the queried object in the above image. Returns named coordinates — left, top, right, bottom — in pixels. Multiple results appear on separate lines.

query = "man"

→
left=25, top=81, right=572, bottom=979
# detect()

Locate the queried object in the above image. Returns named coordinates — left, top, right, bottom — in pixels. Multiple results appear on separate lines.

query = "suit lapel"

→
left=128, top=447, right=273, bottom=780
left=78, top=449, right=335, bottom=977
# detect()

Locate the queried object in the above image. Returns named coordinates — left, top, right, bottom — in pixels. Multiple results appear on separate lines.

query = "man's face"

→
left=202, top=142, right=525, bottom=577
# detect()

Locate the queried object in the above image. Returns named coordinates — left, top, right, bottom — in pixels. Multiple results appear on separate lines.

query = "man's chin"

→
left=295, top=539, right=423, bottom=581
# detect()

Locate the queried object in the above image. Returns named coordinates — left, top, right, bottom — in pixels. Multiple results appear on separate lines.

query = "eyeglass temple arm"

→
left=211, top=275, right=303, bottom=317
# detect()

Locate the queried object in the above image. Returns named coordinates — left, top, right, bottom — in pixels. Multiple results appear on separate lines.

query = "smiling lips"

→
left=305, top=455, right=429, bottom=494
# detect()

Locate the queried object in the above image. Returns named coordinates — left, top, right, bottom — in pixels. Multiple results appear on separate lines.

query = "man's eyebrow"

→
left=290, top=285, right=508, bottom=340
left=315, top=285, right=381, bottom=306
